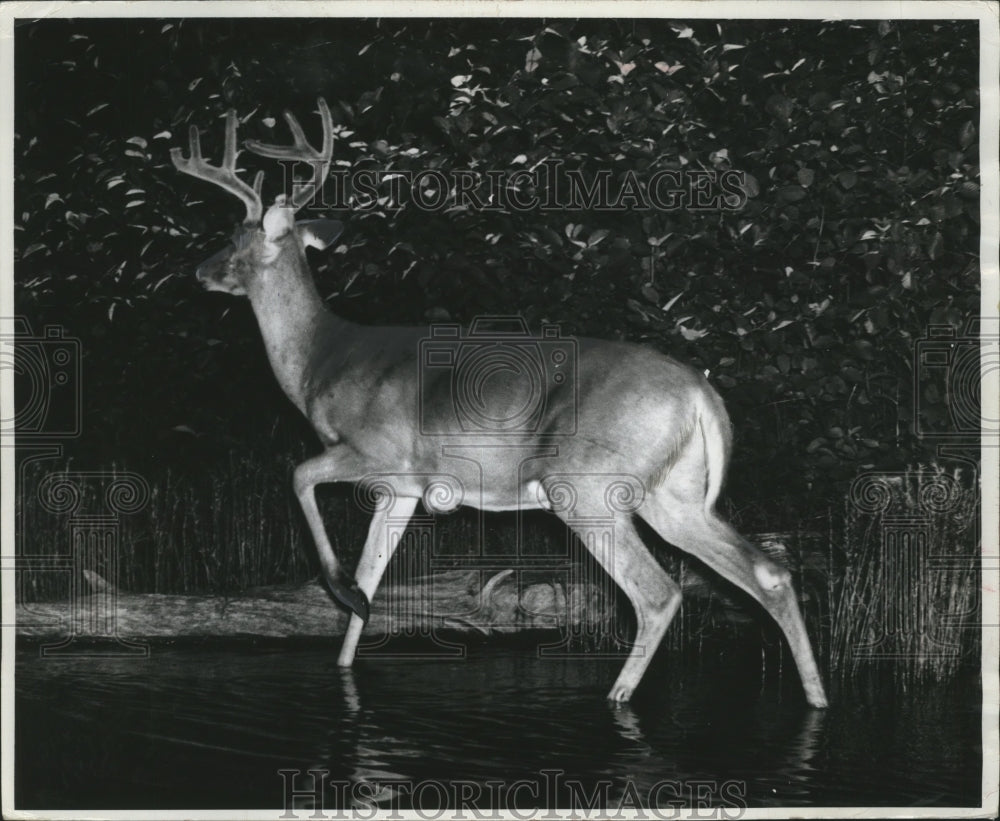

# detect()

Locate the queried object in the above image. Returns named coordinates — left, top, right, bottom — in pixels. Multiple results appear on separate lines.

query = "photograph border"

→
left=1, top=2, right=997, bottom=819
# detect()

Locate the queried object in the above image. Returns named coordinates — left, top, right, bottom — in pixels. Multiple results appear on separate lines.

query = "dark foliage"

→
left=15, top=17, right=980, bottom=590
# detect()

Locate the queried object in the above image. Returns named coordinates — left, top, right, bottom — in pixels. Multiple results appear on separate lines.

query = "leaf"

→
left=679, top=324, right=708, bottom=341
left=853, top=340, right=875, bottom=361
left=654, top=61, right=683, bottom=75
left=525, top=47, right=541, bottom=73
left=151, top=274, right=173, bottom=293
left=797, top=168, right=815, bottom=187
left=661, top=291, right=683, bottom=313
left=548, top=73, right=580, bottom=92
left=86, top=103, right=109, bottom=117
left=766, top=94, right=794, bottom=121
left=837, top=170, right=858, bottom=189
left=806, top=438, right=825, bottom=453
left=587, top=228, right=610, bottom=246
left=959, top=120, right=976, bottom=149
left=776, top=185, right=806, bottom=203
left=928, top=231, right=944, bottom=260
left=44, top=193, right=63, bottom=209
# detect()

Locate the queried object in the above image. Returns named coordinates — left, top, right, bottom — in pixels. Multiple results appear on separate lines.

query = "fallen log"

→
left=15, top=568, right=615, bottom=640
left=15, top=534, right=816, bottom=641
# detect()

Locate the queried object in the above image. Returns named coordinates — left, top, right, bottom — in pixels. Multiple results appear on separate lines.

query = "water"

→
left=15, top=639, right=981, bottom=810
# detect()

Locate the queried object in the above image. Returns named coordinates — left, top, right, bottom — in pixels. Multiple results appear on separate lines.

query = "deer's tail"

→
left=694, top=381, right=734, bottom=515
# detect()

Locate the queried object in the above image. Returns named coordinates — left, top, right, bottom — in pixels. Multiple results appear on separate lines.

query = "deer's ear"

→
left=297, top=219, right=344, bottom=250
left=195, top=245, right=235, bottom=281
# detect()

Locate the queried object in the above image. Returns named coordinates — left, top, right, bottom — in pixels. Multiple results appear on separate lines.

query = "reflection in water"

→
left=15, top=641, right=980, bottom=810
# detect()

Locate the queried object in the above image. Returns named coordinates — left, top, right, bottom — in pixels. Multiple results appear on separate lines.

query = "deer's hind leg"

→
left=637, top=487, right=828, bottom=708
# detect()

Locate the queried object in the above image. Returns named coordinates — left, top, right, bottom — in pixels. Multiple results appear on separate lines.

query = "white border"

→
left=1, top=2, right=997, bottom=820
left=0, top=0, right=997, bottom=20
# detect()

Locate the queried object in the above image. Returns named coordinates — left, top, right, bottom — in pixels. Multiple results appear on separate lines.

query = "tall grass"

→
left=18, top=451, right=981, bottom=684
left=829, top=464, right=980, bottom=683
left=16, top=452, right=619, bottom=600
left=16, top=450, right=744, bottom=656
left=17, top=450, right=323, bottom=599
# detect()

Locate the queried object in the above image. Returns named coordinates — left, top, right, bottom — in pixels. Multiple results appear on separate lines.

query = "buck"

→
left=171, top=99, right=828, bottom=708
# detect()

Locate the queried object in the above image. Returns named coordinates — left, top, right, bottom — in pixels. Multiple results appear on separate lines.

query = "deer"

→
left=171, top=98, right=829, bottom=709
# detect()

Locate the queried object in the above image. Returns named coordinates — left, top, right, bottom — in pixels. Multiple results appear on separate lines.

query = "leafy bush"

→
left=15, top=18, right=980, bottom=583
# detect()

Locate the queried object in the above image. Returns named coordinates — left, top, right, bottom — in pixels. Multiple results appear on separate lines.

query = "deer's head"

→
left=171, top=99, right=343, bottom=297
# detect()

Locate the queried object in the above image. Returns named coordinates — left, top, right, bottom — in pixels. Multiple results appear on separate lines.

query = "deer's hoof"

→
left=807, top=691, right=829, bottom=709
left=328, top=578, right=371, bottom=624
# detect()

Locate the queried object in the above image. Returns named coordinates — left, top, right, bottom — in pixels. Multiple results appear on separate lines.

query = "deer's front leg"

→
left=293, top=449, right=373, bottom=621
left=338, top=495, right=419, bottom=666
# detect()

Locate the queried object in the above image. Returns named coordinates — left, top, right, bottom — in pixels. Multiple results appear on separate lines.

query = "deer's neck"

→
left=246, top=257, right=342, bottom=415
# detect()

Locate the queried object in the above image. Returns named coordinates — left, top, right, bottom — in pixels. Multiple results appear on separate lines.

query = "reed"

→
left=27, top=453, right=982, bottom=687
left=17, top=451, right=319, bottom=599
left=16, top=453, right=735, bottom=659
left=828, top=464, right=980, bottom=683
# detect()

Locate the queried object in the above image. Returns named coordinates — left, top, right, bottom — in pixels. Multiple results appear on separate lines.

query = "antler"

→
left=171, top=110, right=264, bottom=225
left=245, top=98, right=334, bottom=212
